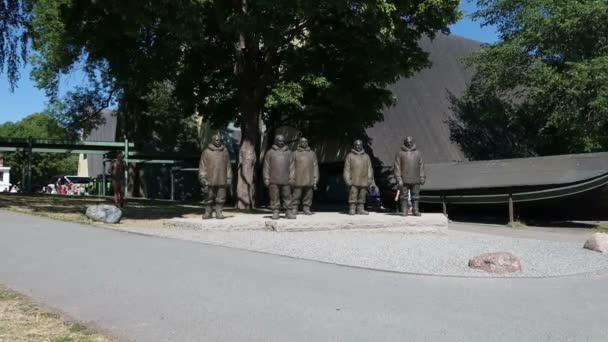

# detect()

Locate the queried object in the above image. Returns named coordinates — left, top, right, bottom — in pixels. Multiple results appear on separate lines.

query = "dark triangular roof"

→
left=366, top=34, right=481, bottom=166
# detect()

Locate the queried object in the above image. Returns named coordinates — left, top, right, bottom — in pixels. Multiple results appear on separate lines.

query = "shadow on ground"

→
left=1, top=193, right=604, bottom=230
left=0, top=193, right=205, bottom=220
left=448, top=212, right=600, bottom=230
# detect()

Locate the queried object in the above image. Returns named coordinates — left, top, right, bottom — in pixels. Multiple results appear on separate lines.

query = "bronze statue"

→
left=110, top=152, right=126, bottom=208
left=290, top=137, right=319, bottom=215
left=343, top=140, right=374, bottom=215
left=199, top=134, right=233, bottom=219
left=263, top=134, right=295, bottom=220
left=394, top=136, right=425, bottom=216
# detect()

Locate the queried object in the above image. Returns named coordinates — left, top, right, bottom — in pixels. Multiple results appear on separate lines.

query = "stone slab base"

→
left=164, top=212, right=448, bottom=234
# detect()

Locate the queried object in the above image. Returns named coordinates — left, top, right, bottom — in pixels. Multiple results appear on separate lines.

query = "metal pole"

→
left=27, top=138, right=32, bottom=193
left=102, top=160, right=107, bottom=196
left=21, top=158, right=26, bottom=192
left=442, top=196, right=448, bottom=217
left=124, top=137, right=129, bottom=197
left=170, top=169, right=175, bottom=201
left=508, top=193, right=515, bottom=227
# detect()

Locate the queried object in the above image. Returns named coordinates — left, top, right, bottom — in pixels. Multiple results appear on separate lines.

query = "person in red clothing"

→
left=110, top=152, right=127, bottom=208
left=55, top=177, right=63, bottom=195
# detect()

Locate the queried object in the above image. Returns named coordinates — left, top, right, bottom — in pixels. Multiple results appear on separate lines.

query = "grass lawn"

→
left=0, top=193, right=208, bottom=227
left=0, top=285, right=113, bottom=342
left=594, top=225, right=608, bottom=234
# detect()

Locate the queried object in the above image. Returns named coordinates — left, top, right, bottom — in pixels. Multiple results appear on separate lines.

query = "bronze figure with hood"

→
left=263, top=134, right=296, bottom=220
left=393, top=136, right=425, bottom=216
left=343, top=140, right=374, bottom=215
left=199, top=134, right=233, bottom=219
left=289, top=137, right=319, bottom=215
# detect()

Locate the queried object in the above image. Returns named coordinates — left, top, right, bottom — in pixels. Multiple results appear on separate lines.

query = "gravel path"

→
left=115, top=224, right=608, bottom=278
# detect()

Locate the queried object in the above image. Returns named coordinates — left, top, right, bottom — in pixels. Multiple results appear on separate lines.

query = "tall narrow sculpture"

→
left=343, top=140, right=374, bottom=215
left=110, top=152, right=126, bottom=208
left=290, top=137, right=319, bottom=215
left=394, top=136, right=425, bottom=216
left=263, top=134, right=295, bottom=220
left=199, top=134, right=233, bottom=219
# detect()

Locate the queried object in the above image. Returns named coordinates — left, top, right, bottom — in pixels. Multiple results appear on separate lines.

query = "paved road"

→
left=1, top=211, right=607, bottom=342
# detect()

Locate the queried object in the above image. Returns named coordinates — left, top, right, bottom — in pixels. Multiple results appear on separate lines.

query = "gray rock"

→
left=86, top=205, right=122, bottom=224
left=468, top=252, right=522, bottom=274
left=583, top=233, right=608, bottom=253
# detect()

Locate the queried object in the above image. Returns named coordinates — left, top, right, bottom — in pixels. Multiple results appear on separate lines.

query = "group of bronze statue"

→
left=198, top=134, right=425, bottom=220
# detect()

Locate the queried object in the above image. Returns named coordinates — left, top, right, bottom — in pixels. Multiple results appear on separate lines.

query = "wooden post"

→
left=508, top=193, right=514, bottom=227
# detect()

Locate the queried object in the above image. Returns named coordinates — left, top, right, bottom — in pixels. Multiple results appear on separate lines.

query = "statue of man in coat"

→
left=290, top=137, right=319, bottom=216
left=394, top=136, right=425, bottom=216
left=199, top=134, right=232, bottom=219
left=110, top=151, right=126, bottom=208
left=263, top=134, right=296, bottom=220
left=343, top=139, right=374, bottom=215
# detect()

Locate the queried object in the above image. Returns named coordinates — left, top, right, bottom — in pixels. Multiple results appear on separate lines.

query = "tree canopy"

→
left=0, top=113, right=78, bottom=187
left=450, top=0, right=608, bottom=160
left=0, top=0, right=30, bottom=88
left=25, top=0, right=460, bottom=207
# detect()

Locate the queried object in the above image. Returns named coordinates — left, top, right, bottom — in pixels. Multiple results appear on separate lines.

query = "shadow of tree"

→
left=0, top=193, right=202, bottom=220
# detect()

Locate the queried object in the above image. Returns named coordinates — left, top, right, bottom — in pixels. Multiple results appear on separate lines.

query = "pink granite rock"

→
left=468, top=252, right=522, bottom=274
left=583, top=233, right=608, bottom=253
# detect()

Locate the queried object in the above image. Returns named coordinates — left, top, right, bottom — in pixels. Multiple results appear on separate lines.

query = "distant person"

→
left=393, top=188, right=400, bottom=212
left=393, top=188, right=413, bottom=214
left=368, top=185, right=382, bottom=211
left=55, top=177, right=63, bottom=195
left=10, top=182, right=21, bottom=193
left=110, top=152, right=127, bottom=208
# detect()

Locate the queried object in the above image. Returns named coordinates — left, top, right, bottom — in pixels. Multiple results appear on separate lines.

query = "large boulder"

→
left=86, top=204, right=122, bottom=224
left=468, top=252, right=522, bottom=274
left=583, top=233, right=608, bottom=253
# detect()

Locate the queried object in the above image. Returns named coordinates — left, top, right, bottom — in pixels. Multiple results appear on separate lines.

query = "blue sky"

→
left=0, top=0, right=498, bottom=125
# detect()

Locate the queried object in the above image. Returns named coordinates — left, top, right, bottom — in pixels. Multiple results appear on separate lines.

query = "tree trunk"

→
left=233, top=0, right=275, bottom=209
left=236, top=100, right=259, bottom=209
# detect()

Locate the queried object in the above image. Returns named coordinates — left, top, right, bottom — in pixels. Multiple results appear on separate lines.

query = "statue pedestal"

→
left=165, top=212, right=447, bottom=234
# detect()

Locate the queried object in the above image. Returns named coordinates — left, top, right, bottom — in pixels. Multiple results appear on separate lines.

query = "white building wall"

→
left=0, top=167, right=10, bottom=192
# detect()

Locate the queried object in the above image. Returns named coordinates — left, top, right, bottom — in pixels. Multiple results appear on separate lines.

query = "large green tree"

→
left=0, top=113, right=78, bottom=187
left=29, top=0, right=460, bottom=208
left=450, top=0, right=608, bottom=160
left=0, top=0, right=31, bottom=88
